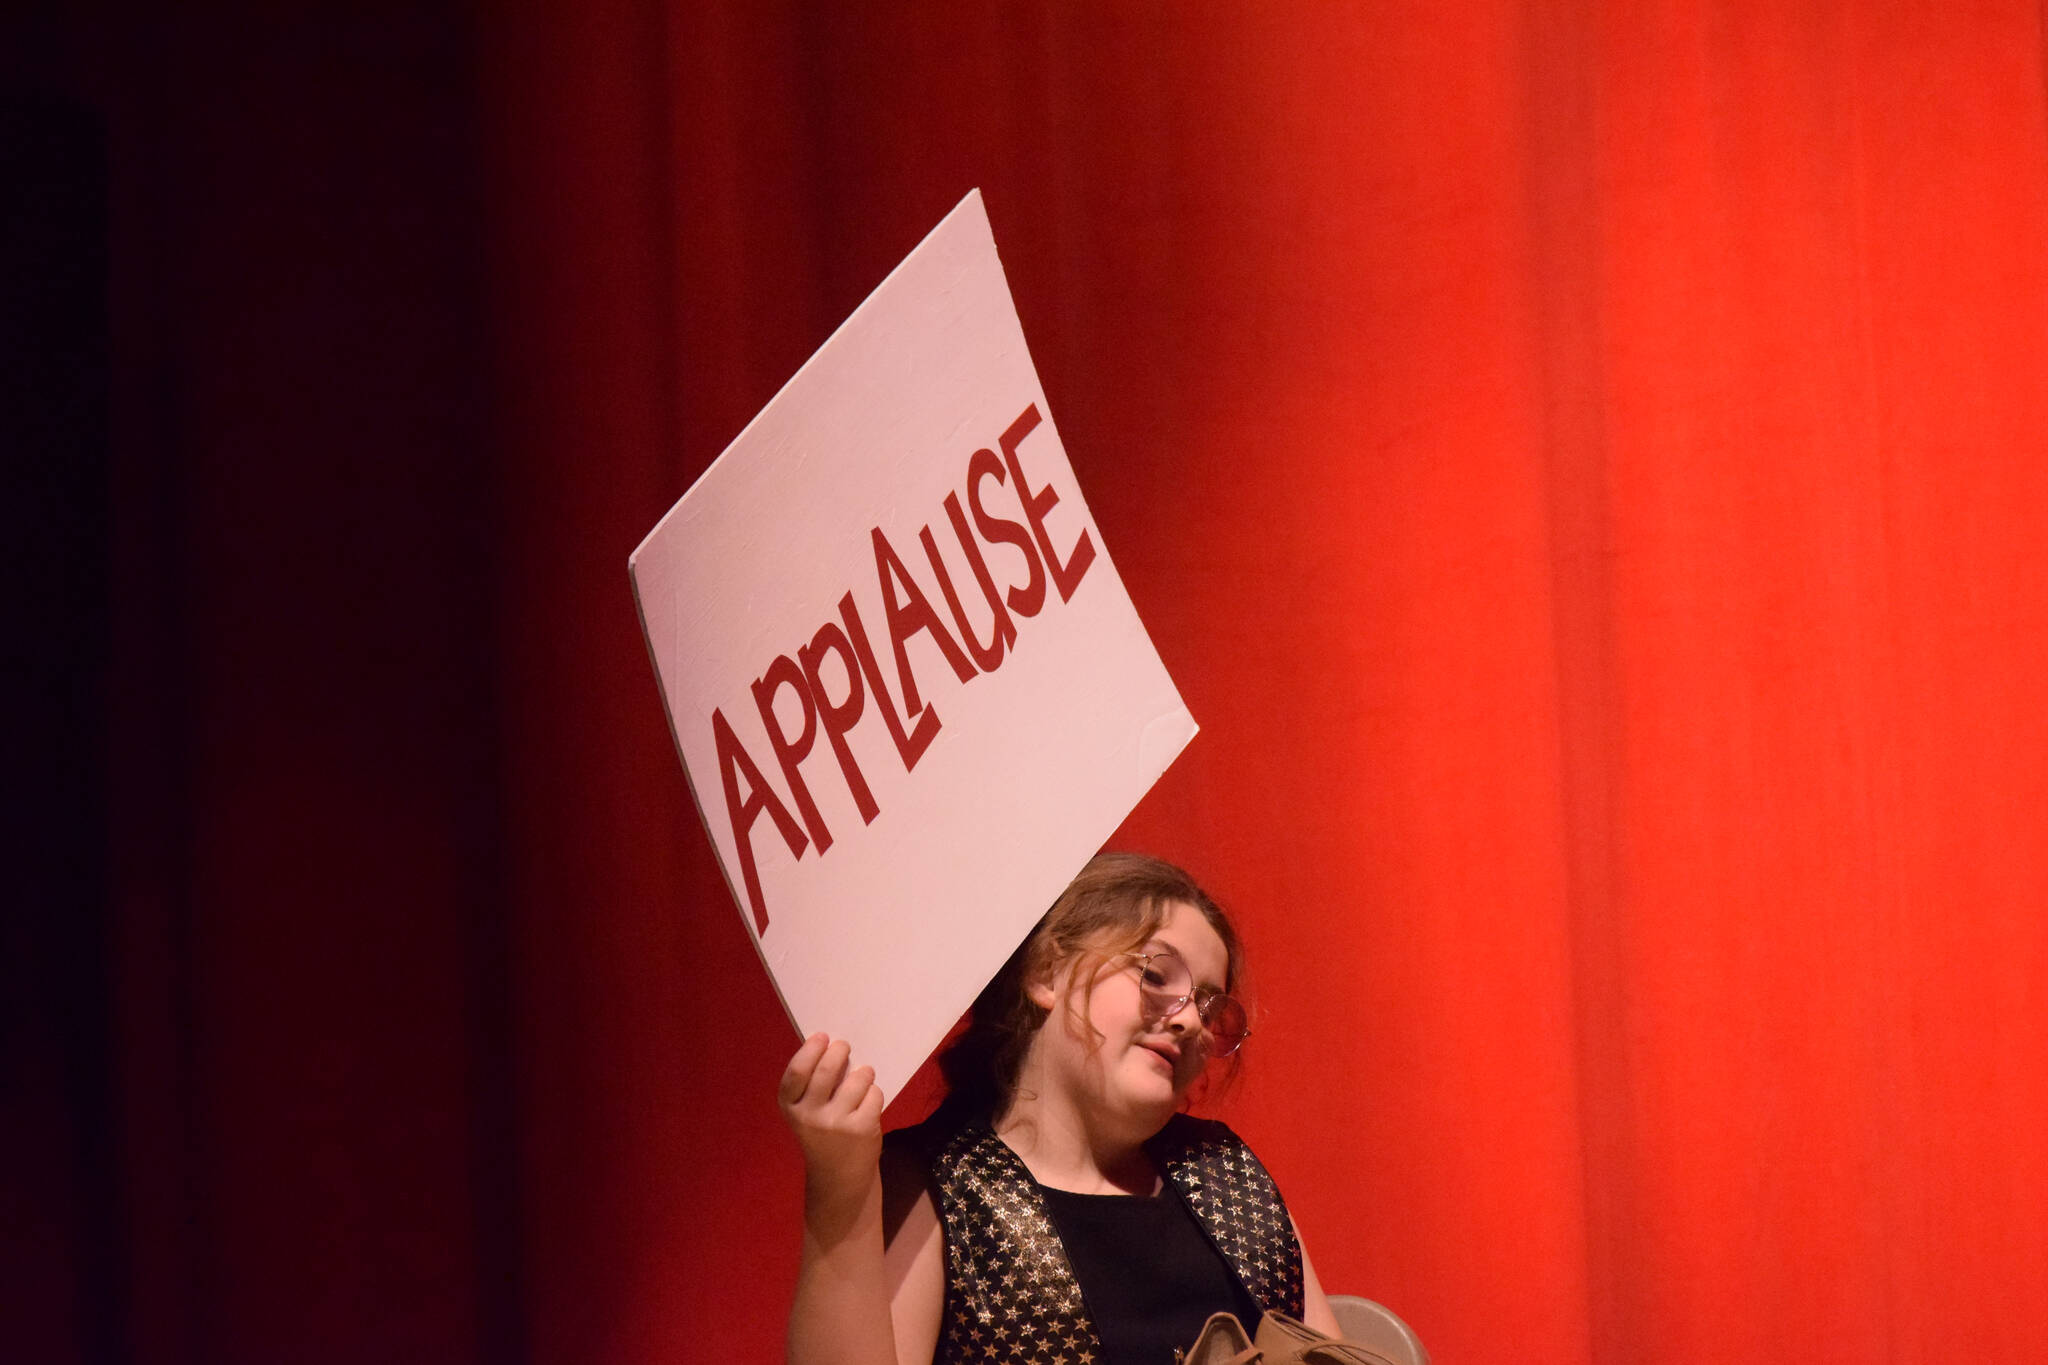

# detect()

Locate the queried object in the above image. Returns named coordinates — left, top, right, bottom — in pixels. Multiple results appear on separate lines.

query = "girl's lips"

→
left=1140, top=1039, right=1181, bottom=1071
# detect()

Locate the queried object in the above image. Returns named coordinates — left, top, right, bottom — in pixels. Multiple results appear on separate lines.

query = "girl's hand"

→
left=778, top=1033, right=886, bottom=1202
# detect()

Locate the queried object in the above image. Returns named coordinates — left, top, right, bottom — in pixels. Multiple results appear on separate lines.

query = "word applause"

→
left=712, top=403, right=1094, bottom=933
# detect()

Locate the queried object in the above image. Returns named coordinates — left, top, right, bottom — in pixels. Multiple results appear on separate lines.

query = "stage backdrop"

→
left=30, top=2, right=2048, bottom=1363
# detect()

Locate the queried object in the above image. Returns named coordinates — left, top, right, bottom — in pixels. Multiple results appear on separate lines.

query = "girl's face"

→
left=1032, top=899, right=1234, bottom=1122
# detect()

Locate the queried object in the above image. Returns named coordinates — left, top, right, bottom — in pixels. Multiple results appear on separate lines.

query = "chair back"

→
left=1326, top=1295, right=1428, bottom=1365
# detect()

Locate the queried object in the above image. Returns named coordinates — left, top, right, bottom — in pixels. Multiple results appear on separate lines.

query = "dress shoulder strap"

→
left=1149, top=1114, right=1308, bottom=1319
left=924, top=1119, right=1101, bottom=1365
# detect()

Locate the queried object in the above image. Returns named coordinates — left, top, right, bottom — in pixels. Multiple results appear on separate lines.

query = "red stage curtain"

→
left=51, top=2, right=2048, bottom=1362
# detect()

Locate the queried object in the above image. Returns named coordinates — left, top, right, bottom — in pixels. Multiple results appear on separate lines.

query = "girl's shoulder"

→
left=883, top=1100, right=989, bottom=1171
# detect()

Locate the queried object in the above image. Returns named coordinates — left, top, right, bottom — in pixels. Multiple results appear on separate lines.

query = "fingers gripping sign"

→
left=780, top=1034, right=886, bottom=1200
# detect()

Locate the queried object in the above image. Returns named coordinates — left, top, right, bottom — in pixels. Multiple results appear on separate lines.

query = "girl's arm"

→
left=780, top=1034, right=944, bottom=1365
left=1291, top=1213, right=1343, bottom=1338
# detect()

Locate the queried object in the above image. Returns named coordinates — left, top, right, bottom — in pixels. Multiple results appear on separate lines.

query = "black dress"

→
left=887, top=1110, right=1306, bottom=1365
left=1036, top=1180, right=1264, bottom=1365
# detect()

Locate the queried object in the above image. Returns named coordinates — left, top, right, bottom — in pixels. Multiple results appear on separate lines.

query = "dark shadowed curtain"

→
left=18, top=2, right=2045, bottom=1363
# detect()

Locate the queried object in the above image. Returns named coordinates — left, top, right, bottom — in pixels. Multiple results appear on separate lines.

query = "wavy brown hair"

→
left=935, top=852, right=1245, bottom=1121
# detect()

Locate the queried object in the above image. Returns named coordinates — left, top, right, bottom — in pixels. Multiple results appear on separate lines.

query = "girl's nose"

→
left=1162, top=994, right=1203, bottom=1035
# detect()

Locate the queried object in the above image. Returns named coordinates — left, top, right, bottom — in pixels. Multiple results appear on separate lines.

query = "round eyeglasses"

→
left=1124, top=946, right=1251, bottom=1057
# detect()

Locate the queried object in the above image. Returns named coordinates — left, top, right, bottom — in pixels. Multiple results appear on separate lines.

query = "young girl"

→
left=779, top=853, right=1340, bottom=1365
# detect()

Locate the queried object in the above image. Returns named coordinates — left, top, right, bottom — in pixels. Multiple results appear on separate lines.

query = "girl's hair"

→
left=934, top=851, right=1245, bottom=1120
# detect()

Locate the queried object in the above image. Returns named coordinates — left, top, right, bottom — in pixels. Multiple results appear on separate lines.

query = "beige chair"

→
left=1327, top=1295, right=1429, bottom=1365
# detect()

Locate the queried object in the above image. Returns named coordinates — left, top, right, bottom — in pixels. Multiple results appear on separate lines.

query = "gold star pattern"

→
left=1151, top=1117, right=1307, bottom=1321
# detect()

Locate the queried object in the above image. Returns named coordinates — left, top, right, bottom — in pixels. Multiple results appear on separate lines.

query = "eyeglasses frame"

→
left=1121, top=946, right=1252, bottom=1057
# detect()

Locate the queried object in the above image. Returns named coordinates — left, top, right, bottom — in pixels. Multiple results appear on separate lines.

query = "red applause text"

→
left=712, top=403, right=1096, bottom=934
